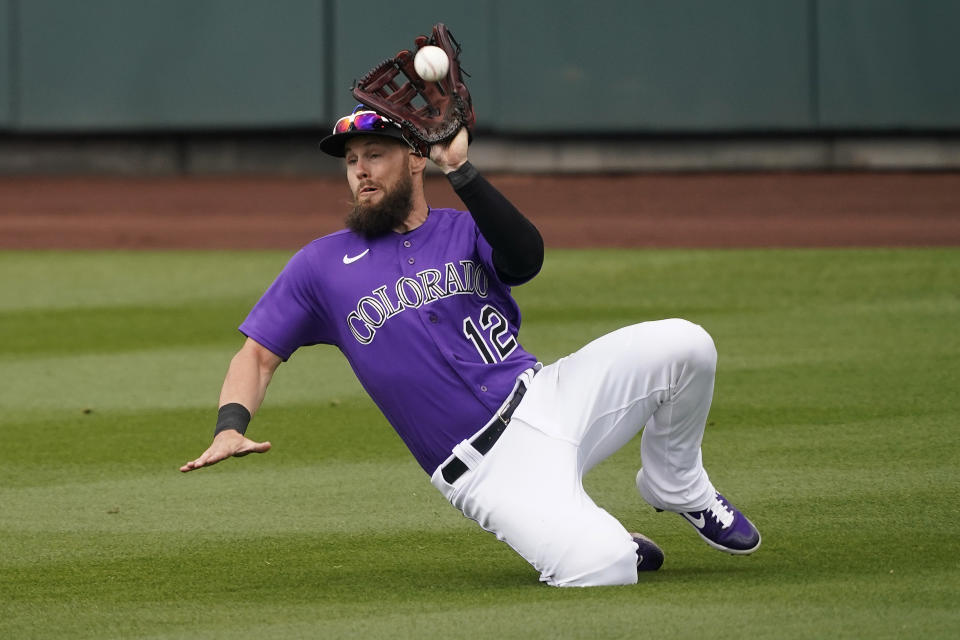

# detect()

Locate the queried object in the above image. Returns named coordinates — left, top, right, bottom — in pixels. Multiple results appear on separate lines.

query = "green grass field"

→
left=2, top=248, right=958, bottom=639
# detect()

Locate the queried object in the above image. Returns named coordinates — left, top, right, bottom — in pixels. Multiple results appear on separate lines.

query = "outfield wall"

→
left=1, top=0, right=959, bottom=172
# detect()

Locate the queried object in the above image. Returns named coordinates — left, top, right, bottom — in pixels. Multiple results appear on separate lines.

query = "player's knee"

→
left=666, top=318, right=717, bottom=373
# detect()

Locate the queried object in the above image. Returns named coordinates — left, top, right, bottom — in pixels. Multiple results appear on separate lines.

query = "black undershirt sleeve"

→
left=447, top=161, right=545, bottom=285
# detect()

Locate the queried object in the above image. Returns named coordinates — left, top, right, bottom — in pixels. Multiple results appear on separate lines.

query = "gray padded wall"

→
left=2, top=0, right=959, bottom=133
left=818, top=0, right=960, bottom=128
left=15, top=0, right=326, bottom=130
left=0, top=0, right=12, bottom=126
left=492, top=0, right=815, bottom=132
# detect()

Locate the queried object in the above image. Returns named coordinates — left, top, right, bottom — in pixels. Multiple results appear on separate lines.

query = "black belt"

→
left=440, top=381, right=528, bottom=484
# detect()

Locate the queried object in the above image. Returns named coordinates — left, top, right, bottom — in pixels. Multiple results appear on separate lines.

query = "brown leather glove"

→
left=351, top=23, right=475, bottom=156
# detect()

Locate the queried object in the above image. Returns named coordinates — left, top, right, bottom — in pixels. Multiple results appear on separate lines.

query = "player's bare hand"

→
left=179, top=430, right=271, bottom=472
left=429, top=127, right=469, bottom=174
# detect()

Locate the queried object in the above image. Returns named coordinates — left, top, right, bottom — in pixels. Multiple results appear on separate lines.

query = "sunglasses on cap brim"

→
left=332, top=110, right=399, bottom=134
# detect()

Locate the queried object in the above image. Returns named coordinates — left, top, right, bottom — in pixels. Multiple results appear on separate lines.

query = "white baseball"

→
left=414, top=46, right=449, bottom=82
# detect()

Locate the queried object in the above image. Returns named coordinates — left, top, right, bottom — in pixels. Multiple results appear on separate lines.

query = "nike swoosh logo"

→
left=683, top=513, right=706, bottom=529
left=342, top=249, right=370, bottom=264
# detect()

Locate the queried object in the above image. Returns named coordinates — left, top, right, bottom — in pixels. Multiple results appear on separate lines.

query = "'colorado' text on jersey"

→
left=239, top=208, right=538, bottom=472
left=345, top=258, right=489, bottom=345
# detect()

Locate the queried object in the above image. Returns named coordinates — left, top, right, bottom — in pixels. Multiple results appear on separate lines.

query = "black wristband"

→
left=446, top=161, right=479, bottom=190
left=214, top=403, right=251, bottom=436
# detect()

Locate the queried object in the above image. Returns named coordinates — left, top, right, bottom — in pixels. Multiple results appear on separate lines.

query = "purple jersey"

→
left=239, top=208, right=538, bottom=472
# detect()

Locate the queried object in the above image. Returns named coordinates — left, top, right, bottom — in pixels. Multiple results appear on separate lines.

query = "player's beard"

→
left=346, top=172, right=414, bottom=237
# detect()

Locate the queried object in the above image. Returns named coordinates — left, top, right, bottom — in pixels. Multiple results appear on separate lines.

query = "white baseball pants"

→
left=431, top=318, right=720, bottom=587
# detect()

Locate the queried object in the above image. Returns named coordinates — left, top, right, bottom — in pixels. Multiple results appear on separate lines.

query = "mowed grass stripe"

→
left=1, top=529, right=955, bottom=637
left=0, top=400, right=406, bottom=488
left=1, top=248, right=959, bottom=639
left=0, top=302, right=251, bottom=357
left=0, top=345, right=366, bottom=412
left=0, top=250, right=289, bottom=312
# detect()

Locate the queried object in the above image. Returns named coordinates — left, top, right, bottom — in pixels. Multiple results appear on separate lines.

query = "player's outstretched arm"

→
left=180, top=338, right=282, bottom=472
left=431, top=128, right=544, bottom=285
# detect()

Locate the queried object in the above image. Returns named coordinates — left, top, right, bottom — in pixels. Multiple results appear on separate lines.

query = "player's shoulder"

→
left=297, top=228, right=367, bottom=256
left=429, top=207, right=469, bottom=220
left=303, top=227, right=356, bottom=248
left=278, top=228, right=366, bottom=275
left=427, top=207, right=476, bottom=231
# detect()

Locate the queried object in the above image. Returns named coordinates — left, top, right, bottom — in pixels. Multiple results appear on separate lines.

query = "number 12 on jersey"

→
left=462, top=304, right=519, bottom=364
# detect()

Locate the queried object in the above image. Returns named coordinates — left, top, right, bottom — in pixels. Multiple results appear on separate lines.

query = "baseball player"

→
left=180, top=109, right=761, bottom=586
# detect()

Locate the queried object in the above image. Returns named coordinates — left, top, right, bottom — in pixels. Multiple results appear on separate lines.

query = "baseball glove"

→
left=351, top=23, right=475, bottom=156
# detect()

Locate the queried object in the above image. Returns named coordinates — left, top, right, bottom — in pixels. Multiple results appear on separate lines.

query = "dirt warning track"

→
left=1, top=172, right=958, bottom=249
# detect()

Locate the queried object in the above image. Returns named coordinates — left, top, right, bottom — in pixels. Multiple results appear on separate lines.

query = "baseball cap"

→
left=319, top=105, right=410, bottom=157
